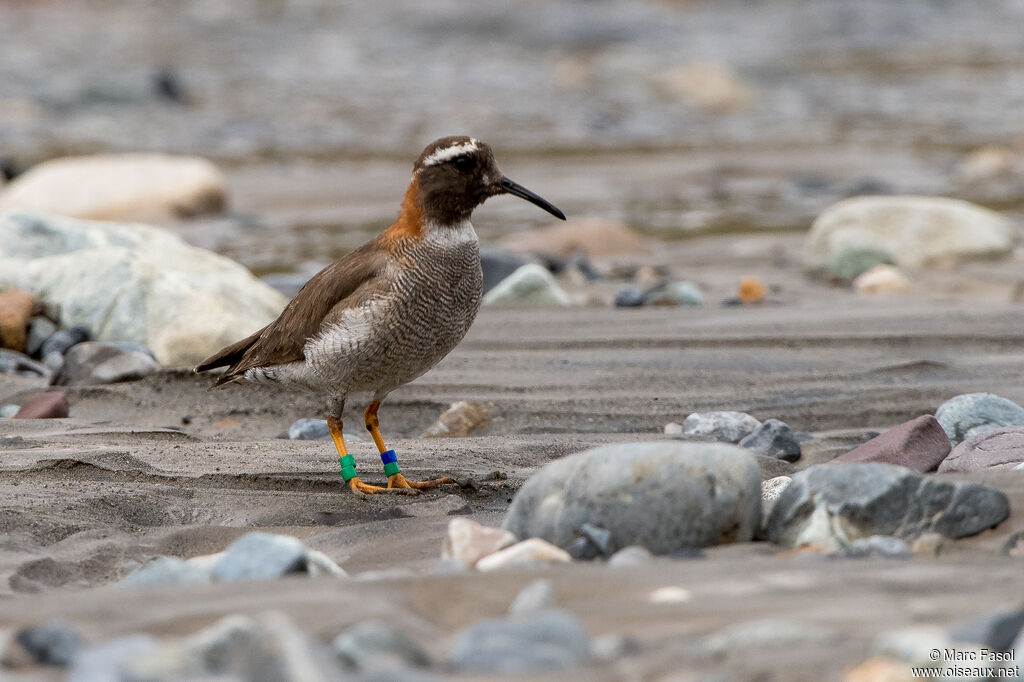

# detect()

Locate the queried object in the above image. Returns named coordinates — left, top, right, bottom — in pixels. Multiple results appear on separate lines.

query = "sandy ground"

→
left=3, top=277, right=1024, bottom=680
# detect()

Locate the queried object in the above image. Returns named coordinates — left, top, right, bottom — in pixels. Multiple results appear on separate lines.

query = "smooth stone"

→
left=911, top=532, right=945, bottom=557
left=825, top=246, right=895, bottom=282
left=502, top=441, right=762, bottom=554
left=701, top=619, right=841, bottom=655
left=935, top=392, right=1024, bottom=446
left=332, top=620, right=432, bottom=671
left=13, top=392, right=69, bottom=419
left=642, top=281, right=704, bottom=307
left=508, top=579, right=556, bottom=616
left=449, top=609, right=591, bottom=673
left=15, top=621, right=83, bottom=667
left=760, top=476, right=792, bottom=522
left=663, top=421, right=683, bottom=436
left=0, top=211, right=287, bottom=366
left=476, top=538, right=572, bottom=572
left=852, top=264, right=909, bottom=294
left=498, top=219, right=650, bottom=259
left=614, top=286, right=646, bottom=308
left=0, top=404, right=18, bottom=418
left=805, top=195, right=1016, bottom=269
left=288, top=418, right=330, bottom=440
left=949, top=608, right=1024, bottom=651
left=766, top=463, right=1010, bottom=550
left=480, top=247, right=535, bottom=295
left=67, top=635, right=160, bottom=682
left=832, top=415, right=951, bottom=472
left=0, top=154, right=226, bottom=222
left=837, top=535, right=911, bottom=559
left=739, top=418, right=802, bottom=461
left=120, top=556, right=211, bottom=587
left=482, top=264, right=570, bottom=306
left=442, top=518, right=518, bottom=569
left=210, top=532, right=313, bottom=582
left=421, top=400, right=490, bottom=438
left=55, top=342, right=160, bottom=386
left=24, top=316, right=57, bottom=358
left=39, top=326, right=90, bottom=358
left=939, top=426, right=1024, bottom=472
left=0, top=348, right=50, bottom=378
left=0, top=288, right=33, bottom=352
left=42, top=350, right=64, bottom=373
left=678, top=411, right=761, bottom=443
left=606, top=546, right=653, bottom=568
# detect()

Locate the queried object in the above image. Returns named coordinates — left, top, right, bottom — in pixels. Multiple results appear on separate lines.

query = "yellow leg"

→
left=363, top=402, right=453, bottom=491
left=327, top=416, right=411, bottom=495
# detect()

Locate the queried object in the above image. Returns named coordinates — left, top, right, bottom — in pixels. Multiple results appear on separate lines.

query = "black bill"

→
left=500, top=176, right=566, bottom=220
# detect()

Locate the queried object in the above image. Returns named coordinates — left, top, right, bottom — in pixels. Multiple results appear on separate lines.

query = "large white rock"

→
left=0, top=212, right=287, bottom=367
left=805, top=196, right=1016, bottom=269
left=0, top=154, right=226, bottom=222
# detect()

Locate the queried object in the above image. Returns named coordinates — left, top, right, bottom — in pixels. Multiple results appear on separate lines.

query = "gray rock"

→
left=566, top=522, right=615, bottom=560
left=739, top=418, right=802, bottom=461
left=332, top=620, right=432, bottom=671
left=607, top=545, right=653, bottom=568
left=502, top=441, right=762, bottom=554
left=678, top=411, right=761, bottom=443
left=642, top=281, right=704, bottom=306
left=42, top=350, right=64, bottom=373
left=288, top=417, right=330, bottom=440
left=936, top=392, right=1024, bottom=446
left=480, top=247, right=534, bottom=295
left=15, top=621, right=83, bottom=666
left=766, top=463, right=1010, bottom=550
left=210, top=532, right=309, bottom=582
left=0, top=404, right=18, bottom=418
left=950, top=608, right=1024, bottom=651
left=0, top=348, right=50, bottom=378
left=508, top=579, right=556, bottom=616
left=67, top=635, right=159, bottom=682
left=482, top=264, right=570, bottom=306
left=120, top=556, right=211, bottom=587
left=837, top=535, right=911, bottom=559
left=754, top=454, right=797, bottom=480
left=614, top=286, right=646, bottom=307
left=55, top=342, right=159, bottom=386
left=826, top=246, right=895, bottom=282
left=40, top=325, right=90, bottom=358
left=450, top=609, right=590, bottom=673
left=24, top=316, right=57, bottom=358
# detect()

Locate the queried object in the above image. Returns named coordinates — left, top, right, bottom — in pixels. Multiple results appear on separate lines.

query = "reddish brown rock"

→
left=938, top=426, right=1024, bottom=472
left=832, top=415, right=950, bottom=472
left=0, top=289, right=34, bottom=352
left=13, top=392, right=69, bottom=419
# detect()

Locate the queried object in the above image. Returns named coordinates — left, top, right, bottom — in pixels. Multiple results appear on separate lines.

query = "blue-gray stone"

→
left=16, top=621, right=83, bottom=666
left=120, top=556, right=210, bottom=587
left=210, top=532, right=308, bottom=582
left=288, top=417, right=330, bottom=440
left=450, top=609, right=590, bottom=673
left=739, top=419, right=802, bottom=462
left=0, top=404, right=19, bottom=418
left=55, top=342, right=159, bottom=386
left=642, top=281, right=704, bottom=307
left=826, top=247, right=895, bottom=282
left=614, top=286, right=645, bottom=307
left=40, top=326, right=90, bottom=358
left=0, top=349, right=50, bottom=378
left=67, top=635, right=159, bottom=682
left=950, top=608, right=1024, bottom=651
left=332, top=620, right=432, bottom=671
left=25, top=316, right=57, bottom=358
left=935, top=392, right=1024, bottom=445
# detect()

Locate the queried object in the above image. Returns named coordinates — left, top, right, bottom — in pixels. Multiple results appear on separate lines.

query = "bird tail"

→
left=193, top=329, right=263, bottom=387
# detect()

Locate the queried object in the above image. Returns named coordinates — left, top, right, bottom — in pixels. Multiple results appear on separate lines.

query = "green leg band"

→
left=339, top=454, right=357, bottom=481
left=383, top=461, right=401, bottom=477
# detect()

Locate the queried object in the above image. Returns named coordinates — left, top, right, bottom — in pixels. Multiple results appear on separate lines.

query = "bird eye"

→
left=451, top=155, right=475, bottom=173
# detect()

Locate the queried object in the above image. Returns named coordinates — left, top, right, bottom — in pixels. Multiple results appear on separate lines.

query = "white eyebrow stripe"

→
left=422, top=139, right=479, bottom=166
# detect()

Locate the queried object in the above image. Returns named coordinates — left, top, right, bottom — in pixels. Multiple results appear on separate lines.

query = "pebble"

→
left=825, top=246, right=895, bottom=282
left=42, top=350, right=64, bottom=373
left=482, top=264, right=570, bottom=306
left=15, top=621, right=83, bottom=667
left=936, top=392, right=1024, bottom=445
left=852, top=264, right=909, bottom=294
left=833, top=415, right=951, bottom=472
left=475, top=538, right=572, bottom=572
left=911, top=532, right=945, bottom=557
left=766, top=463, right=1010, bottom=550
left=0, top=404, right=19, bottom=418
left=120, top=556, right=211, bottom=587
left=939, top=425, right=1024, bottom=471
left=421, top=400, right=490, bottom=438
left=441, top=518, right=518, bottom=569
left=332, top=620, right=432, bottom=671
left=285, top=418, right=363, bottom=442
left=0, top=348, right=50, bottom=378
left=607, top=546, right=653, bottom=568
left=449, top=609, right=591, bottom=673
left=210, top=532, right=346, bottom=582
left=54, top=342, right=159, bottom=386
left=0, top=289, right=34, bottom=352
left=502, top=441, right=762, bottom=554
left=837, top=535, right=911, bottom=559
left=678, top=410, right=761, bottom=443
left=642, top=281, right=704, bottom=307
left=24, top=316, right=57, bottom=358
left=13, top=392, right=69, bottom=419
left=40, top=325, right=90, bottom=359
left=614, top=285, right=646, bottom=308
left=508, top=579, right=556, bottom=616
left=738, top=418, right=801, bottom=461
left=663, top=421, right=683, bottom=435
left=737, top=277, right=765, bottom=304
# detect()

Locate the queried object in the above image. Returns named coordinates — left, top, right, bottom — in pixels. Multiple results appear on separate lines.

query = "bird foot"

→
left=387, top=473, right=454, bottom=491
left=346, top=476, right=420, bottom=495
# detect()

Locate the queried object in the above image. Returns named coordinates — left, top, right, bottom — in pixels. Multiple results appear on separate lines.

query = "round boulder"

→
left=502, top=441, right=762, bottom=555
